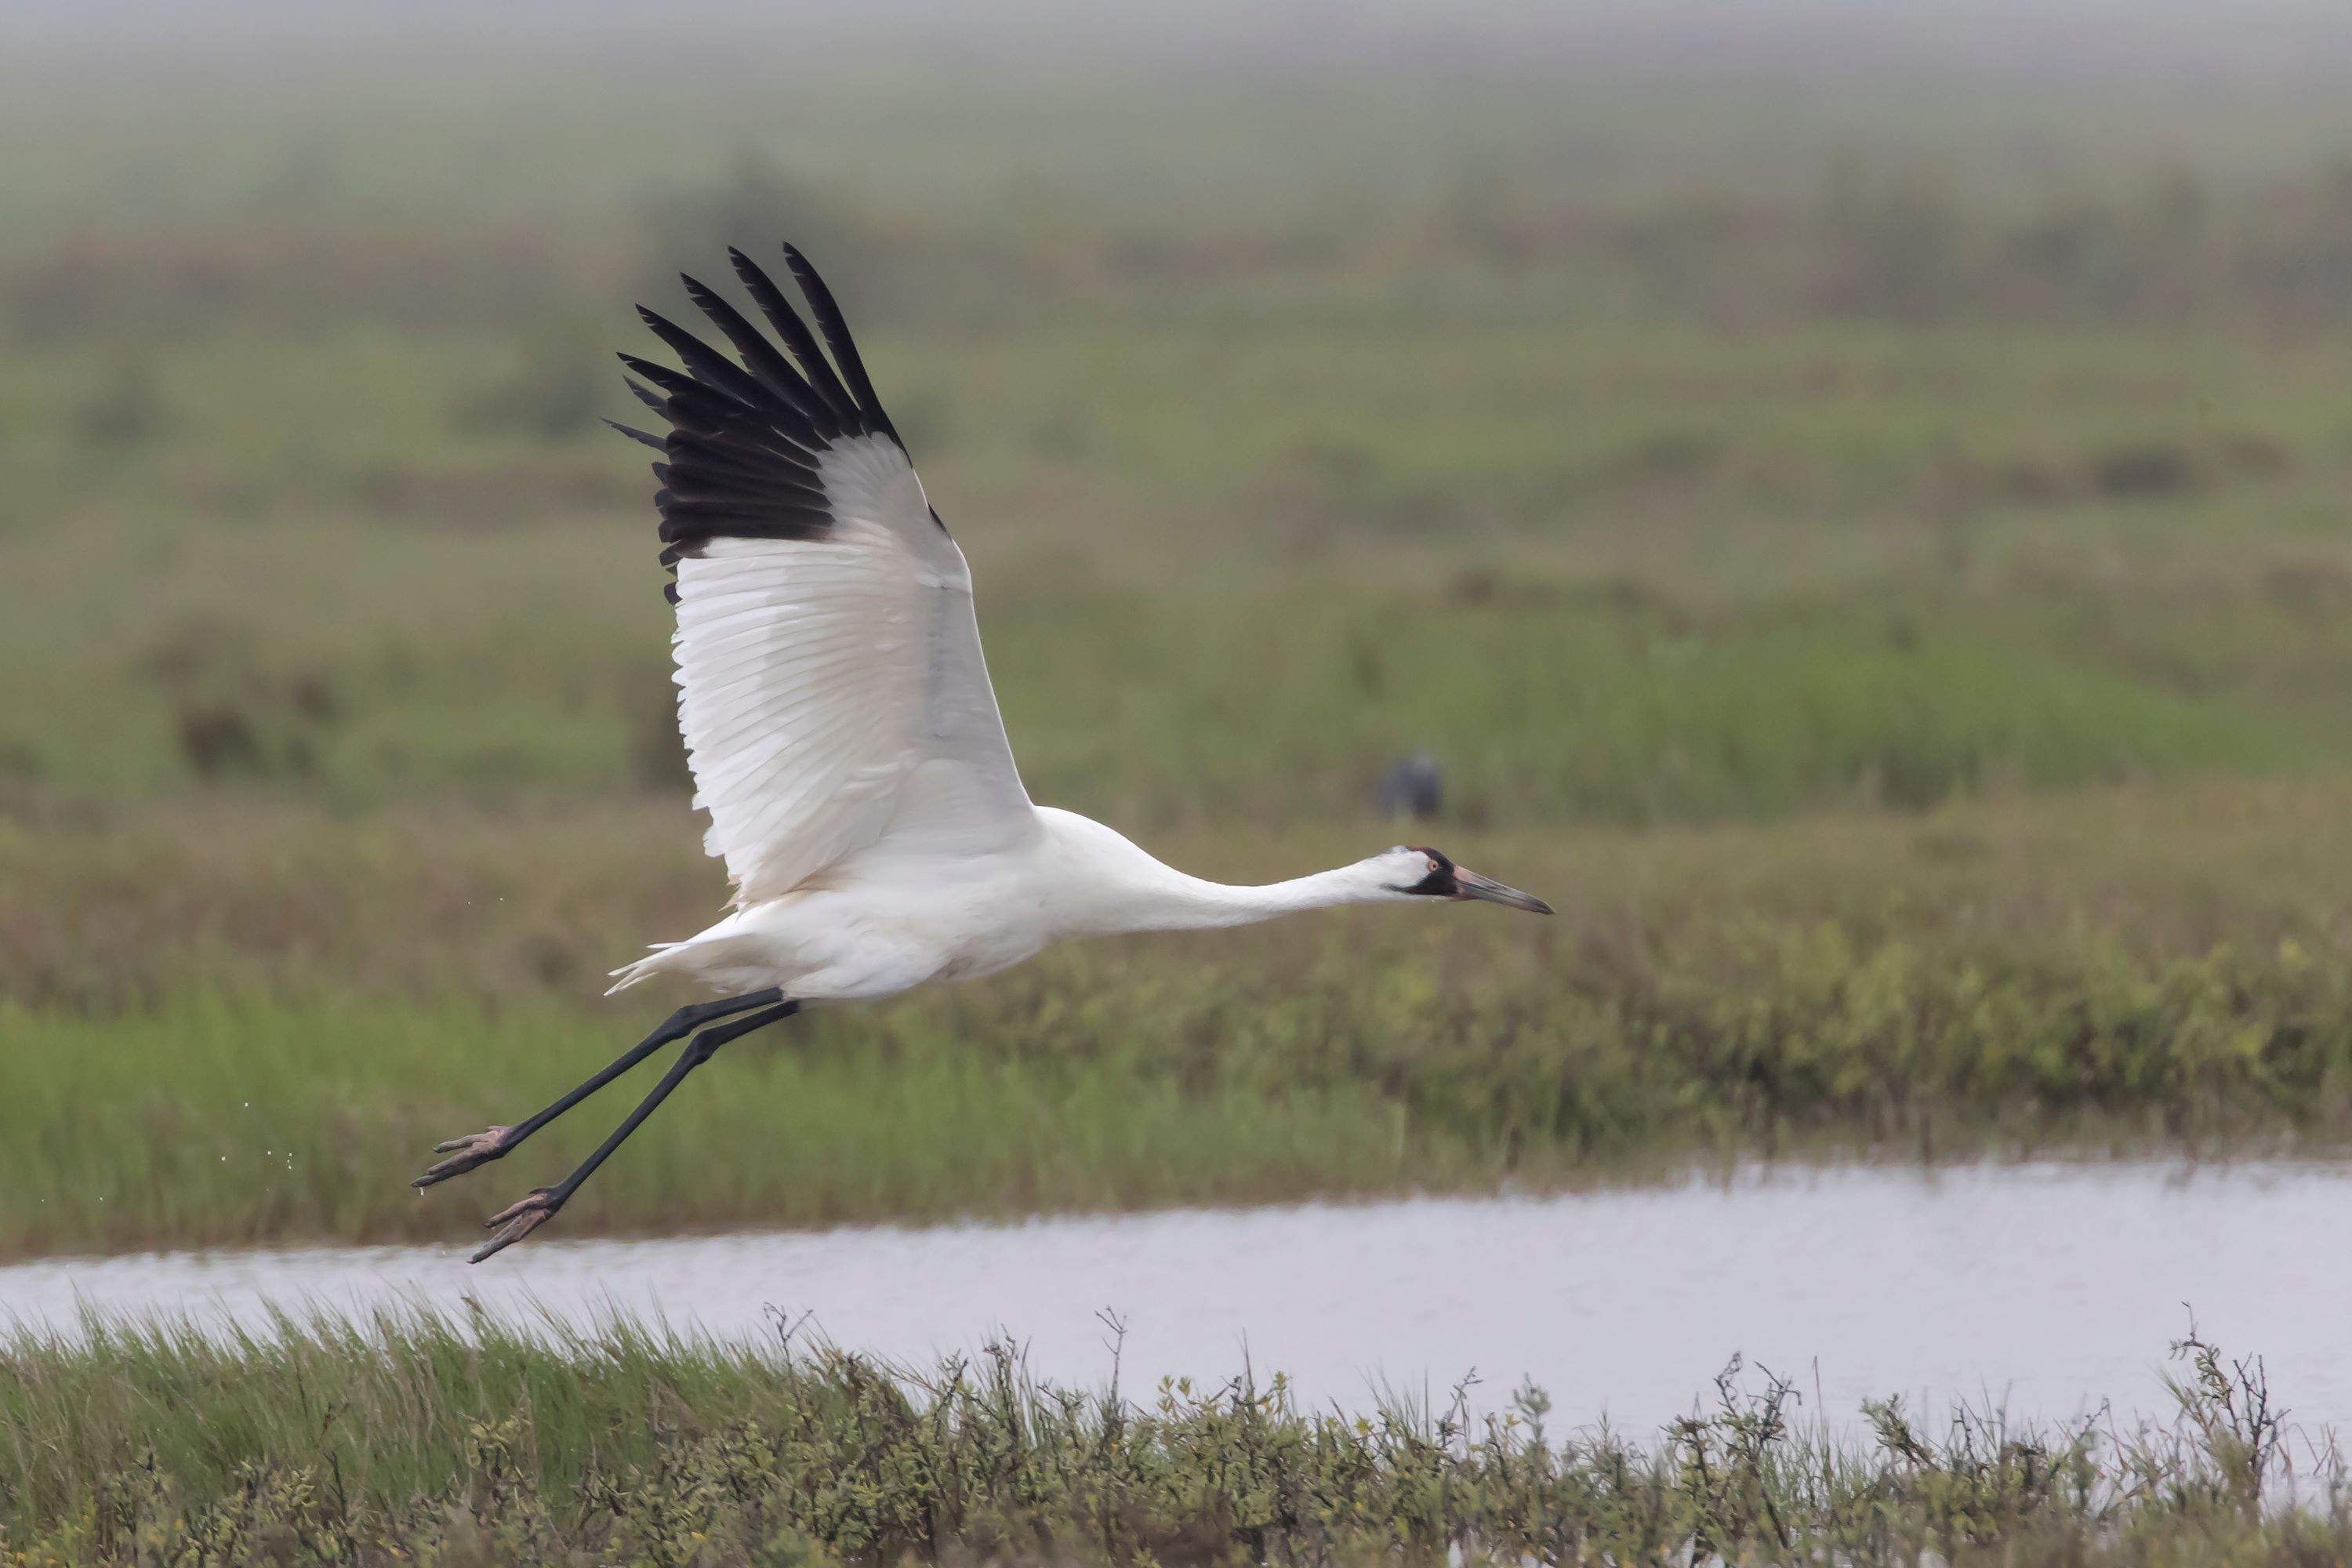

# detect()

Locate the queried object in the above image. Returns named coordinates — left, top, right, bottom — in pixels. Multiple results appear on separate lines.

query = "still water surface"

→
left=4, top=1162, right=2345, bottom=1433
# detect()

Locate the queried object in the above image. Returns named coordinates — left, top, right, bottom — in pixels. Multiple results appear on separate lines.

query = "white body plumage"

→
left=612, top=803, right=1447, bottom=1002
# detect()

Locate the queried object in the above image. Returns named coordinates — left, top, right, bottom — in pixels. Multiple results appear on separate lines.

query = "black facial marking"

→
left=1396, top=846, right=1457, bottom=898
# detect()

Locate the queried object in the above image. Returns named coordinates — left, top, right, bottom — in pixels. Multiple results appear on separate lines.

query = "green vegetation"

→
left=2, top=1310, right=2340, bottom=1566
left=10, top=27, right=2352, bottom=1568
left=9, top=781, right=2352, bottom=1258
left=5, top=34, right=2352, bottom=1261
left=9, top=319, right=2352, bottom=818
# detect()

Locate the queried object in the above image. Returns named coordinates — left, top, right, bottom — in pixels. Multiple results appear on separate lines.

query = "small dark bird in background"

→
left=1374, top=752, right=1444, bottom=821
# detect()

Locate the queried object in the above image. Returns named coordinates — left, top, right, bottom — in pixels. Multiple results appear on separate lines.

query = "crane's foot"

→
left=471, top=1187, right=562, bottom=1263
left=412, top=1127, right=514, bottom=1189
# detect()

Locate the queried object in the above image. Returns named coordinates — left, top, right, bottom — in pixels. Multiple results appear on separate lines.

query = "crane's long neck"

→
left=1119, top=863, right=1385, bottom=931
left=1040, top=810, right=1391, bottom=934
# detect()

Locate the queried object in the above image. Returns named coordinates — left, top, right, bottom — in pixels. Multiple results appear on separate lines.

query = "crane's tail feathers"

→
left=604, top=942, right=683, bottom=996
left=604, top=935, right=777, bottom=997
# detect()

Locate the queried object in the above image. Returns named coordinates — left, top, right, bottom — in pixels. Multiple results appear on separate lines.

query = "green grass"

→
left=9, top=54, right=2352, bottom=1567
left=9, top=779, right=2352, bottom=1258
left=8, top=63, right=2352, bottom=1265
left=7, top=314, right=2352, bottom=1259
left=1, top=1308, right=2339, bottom=1566
left=7, top=314, right=2352, bottom=818
left=5, top=991, right=1450, bottom=1255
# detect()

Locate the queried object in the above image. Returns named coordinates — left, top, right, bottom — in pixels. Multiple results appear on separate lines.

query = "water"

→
left=5, top=1161, right=2347, bottom=1434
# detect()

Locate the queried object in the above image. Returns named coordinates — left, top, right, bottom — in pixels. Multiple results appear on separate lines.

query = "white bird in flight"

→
left=418, top=245, right=1551, bottom=1259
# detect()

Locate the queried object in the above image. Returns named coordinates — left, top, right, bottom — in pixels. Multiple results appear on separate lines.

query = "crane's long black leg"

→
left=470, top=998, right=800, bottom=1262
left=412, top=987, right=784, bottom=1189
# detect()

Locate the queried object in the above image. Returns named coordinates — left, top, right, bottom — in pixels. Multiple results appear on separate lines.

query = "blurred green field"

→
left=5, top=36, right=2352, bottom=1258
left=9, top=319, right=2350, bottom=822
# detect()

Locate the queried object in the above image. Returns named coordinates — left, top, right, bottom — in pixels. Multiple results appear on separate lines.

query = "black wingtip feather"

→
left=636, top=306, right=771, bottom=411
left=726, top=246, right=861, bottom=430
left=606, top=419, right=666, bottom=451
left=680, top=272, right=833, bottom=432
left=621, top=241, right=913, bottom=597
left=780, top=244, right=896, bottom=441
left=619, top=354, right=696, bottom=396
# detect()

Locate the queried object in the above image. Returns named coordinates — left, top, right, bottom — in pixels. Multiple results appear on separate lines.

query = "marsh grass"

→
left=7, top=318, right=2352, bottom=817
left=0, top=1309, right=2343, bottom=1566
left=11, top=64, right=2352, bottom=1265
left=9, top=780, right=2352, bottom=1258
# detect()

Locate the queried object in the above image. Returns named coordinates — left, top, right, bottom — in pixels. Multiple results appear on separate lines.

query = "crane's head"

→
left=1372, top=845, right=1552, bottom=914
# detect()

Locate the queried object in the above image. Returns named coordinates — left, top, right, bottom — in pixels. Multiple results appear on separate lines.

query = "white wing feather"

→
left=671, top=434, right=1033, bottom=905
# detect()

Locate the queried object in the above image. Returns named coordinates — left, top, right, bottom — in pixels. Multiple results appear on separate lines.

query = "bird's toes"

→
left=470, top=1189, right=560, bottom=1263
left=412, top=1127, right=513, bottom=1189
left=484, top=1186, right=556, bottom=1228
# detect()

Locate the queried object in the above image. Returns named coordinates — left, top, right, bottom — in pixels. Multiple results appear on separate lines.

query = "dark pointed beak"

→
left=1454, top=867, right=1553, bottom=915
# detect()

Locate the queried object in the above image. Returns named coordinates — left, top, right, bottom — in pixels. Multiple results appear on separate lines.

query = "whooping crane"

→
left=416, top=245, right=1552, bottom=1260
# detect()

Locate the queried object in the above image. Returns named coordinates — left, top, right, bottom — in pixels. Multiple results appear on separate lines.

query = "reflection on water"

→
left=3, top=1161, right=2346, bottom=1432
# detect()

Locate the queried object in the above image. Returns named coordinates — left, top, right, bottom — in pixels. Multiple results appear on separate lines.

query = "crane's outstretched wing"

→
left=612, top=245, right=1035, bottom=906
